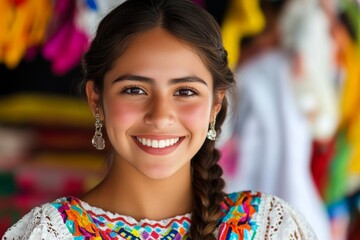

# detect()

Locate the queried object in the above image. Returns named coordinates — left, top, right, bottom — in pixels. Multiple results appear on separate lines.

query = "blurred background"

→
left=0, top=0, right=359, bottom=239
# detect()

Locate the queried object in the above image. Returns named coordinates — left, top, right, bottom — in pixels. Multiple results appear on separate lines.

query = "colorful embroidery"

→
left=218, top=191, right=261, bottom=239
left=52, top=197, right=191, bottom=239
left=51, top=191, right=262, bottom=239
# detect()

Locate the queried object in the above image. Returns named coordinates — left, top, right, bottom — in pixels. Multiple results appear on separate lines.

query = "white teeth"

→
left=151, top=140, right=159, bottom=148
left=158, top=140, right=166, bottom=148
left=136, top=137, right=180, bottom=148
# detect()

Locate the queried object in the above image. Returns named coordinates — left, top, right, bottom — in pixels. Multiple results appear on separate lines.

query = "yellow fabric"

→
left=335, top=25, right=360, bottom=174
left=0, top=0, right=52, bottom=68
left=221, top=0, right=265, bottom=69
left=0, top=0, right=12, bottom=62
left=27, top=0, right=52, bottom=46
left=338, top=34, right=360, bottom=128
left=0, top=94, right=93, bottom=127
left=348, top=114, right=360, bottom=174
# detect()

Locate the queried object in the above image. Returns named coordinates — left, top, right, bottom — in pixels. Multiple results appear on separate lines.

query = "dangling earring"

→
left=92, top=108, right=105, bottom=150
left=207, top=115, right=217, bottom=141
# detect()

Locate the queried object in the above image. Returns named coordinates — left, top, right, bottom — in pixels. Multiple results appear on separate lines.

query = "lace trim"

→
left=2, top=207, right=42, bottom=240
left=2, top=204, right=73, bottom=240
left=253, top=192, right=269, bottom=239
left=273, top=196, right=318, bottom=239
left=3, top=193, right=317, bottom=240
left=41, top=204, right=74, bottom=239
left=253, top=193, right=318, bottom=240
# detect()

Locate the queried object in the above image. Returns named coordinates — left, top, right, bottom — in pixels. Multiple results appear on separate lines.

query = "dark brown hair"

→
left=82, top=0, right=235, bottom=238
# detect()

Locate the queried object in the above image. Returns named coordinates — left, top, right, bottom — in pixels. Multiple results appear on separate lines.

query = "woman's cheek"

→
left=104, top=99, right=144, bottom=123
left=179, top=101, right=211, bottom=129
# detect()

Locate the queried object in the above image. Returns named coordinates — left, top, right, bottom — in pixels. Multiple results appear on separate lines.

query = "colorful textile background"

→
left=1, top=0, right=359, bottom=239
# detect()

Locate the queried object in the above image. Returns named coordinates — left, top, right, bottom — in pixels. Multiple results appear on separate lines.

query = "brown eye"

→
left=123, top=87, right=146, bottom=95
left=174, top=88, right=198, bottom=97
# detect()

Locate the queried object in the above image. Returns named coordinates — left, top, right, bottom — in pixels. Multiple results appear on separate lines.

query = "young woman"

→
left=3, top=0, right=317, bottom=239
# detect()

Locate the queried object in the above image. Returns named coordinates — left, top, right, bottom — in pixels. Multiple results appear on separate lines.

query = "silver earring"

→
left=207, top=115, right=217, bottom=141
left=92, top=108, right=105, bottom=150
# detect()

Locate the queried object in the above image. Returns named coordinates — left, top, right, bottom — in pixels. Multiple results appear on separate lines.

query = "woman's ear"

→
left=86, top=81, right=100, bottom=117
left=211, top=90, right=226, bottom=119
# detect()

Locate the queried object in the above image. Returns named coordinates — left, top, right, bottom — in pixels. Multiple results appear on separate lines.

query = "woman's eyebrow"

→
left=112, top=74, right=208, bottom=86
left=169, top=76, right=208, bottom=86
left=112, top=74, right=153, bottom=84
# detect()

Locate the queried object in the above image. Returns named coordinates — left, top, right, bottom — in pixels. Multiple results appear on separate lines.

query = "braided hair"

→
left=82, top=0, right=235, bottom=238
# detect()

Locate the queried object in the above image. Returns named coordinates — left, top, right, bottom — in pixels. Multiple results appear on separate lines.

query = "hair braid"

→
left=190, top=140, right=226, bottom=239
left=81, top=0, right=235, bottom=238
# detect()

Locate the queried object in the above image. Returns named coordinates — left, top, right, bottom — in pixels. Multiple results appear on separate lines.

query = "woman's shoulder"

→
left=2, top=197, right=78, bottom=240
left=217, top=191, right=317, bottom=240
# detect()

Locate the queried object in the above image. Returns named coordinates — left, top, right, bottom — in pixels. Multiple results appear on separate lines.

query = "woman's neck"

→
left=82, top=158, right=193, bottom=221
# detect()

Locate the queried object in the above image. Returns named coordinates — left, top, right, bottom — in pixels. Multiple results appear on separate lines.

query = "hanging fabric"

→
left=221, top=0, right=265, bottom=69
left=0, top=0, right=52, bottom=69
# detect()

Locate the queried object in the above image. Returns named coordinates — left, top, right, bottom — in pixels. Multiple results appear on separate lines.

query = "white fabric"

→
left=3, top=193, right=317, bottom=239
left=75, top=0, right=125, bottom=38
left=254, top=193, right=317, bottom=240
left=279, top=0, right=338, bottom=142
left=221, top=50, right=331, bottom=240
left=2, top=204, right=73, bottom=240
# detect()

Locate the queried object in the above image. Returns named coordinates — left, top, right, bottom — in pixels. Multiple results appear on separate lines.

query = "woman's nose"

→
left=144, top=95, right=175, bottom=129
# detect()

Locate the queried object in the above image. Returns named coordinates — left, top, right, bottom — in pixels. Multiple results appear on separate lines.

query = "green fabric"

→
left=325, top=131, right=352, bottom=204
left=343, top=0, right=360, bottom=45
left=0, top=172, right=16, bottom=196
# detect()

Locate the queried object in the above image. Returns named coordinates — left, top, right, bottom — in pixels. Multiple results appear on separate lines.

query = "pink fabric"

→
left=42, top=0, right=89, bottom=75
left=220, top=137, right=239, bottom=178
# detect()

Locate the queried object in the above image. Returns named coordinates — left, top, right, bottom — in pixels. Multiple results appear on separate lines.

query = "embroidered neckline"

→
left=52, top=196, right=192, bottom=239
left=52, top=191, right=262, bottom=239
left=76, top=196, right=192, bottom=225
left=217, top=191, right=261, bottom=239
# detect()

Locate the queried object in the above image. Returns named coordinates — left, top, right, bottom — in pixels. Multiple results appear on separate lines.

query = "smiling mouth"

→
left=135, top=137, right=181, bottom=148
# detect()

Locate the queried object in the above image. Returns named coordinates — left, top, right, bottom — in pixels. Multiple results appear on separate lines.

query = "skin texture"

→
left=84, top=28, right=223, bottom=221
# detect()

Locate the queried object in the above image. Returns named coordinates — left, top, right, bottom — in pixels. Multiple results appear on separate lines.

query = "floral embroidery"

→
left=52, top=197, right=191, bottom=239
left=217, top=191, right=261, bottom=239
left=53, top=199, right=103, bottom=238
left=51, top=191, right=262, bottom=239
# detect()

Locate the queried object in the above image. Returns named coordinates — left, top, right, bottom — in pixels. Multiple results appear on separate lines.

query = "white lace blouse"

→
left=2, top=191, right=317, bottom=239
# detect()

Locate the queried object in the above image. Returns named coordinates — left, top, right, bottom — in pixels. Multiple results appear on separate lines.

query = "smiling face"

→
left=87, top=28, right=221, bottom=180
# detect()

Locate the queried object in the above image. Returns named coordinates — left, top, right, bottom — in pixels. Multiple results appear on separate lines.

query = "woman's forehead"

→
left=104, top=28, right=213, bottom=86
